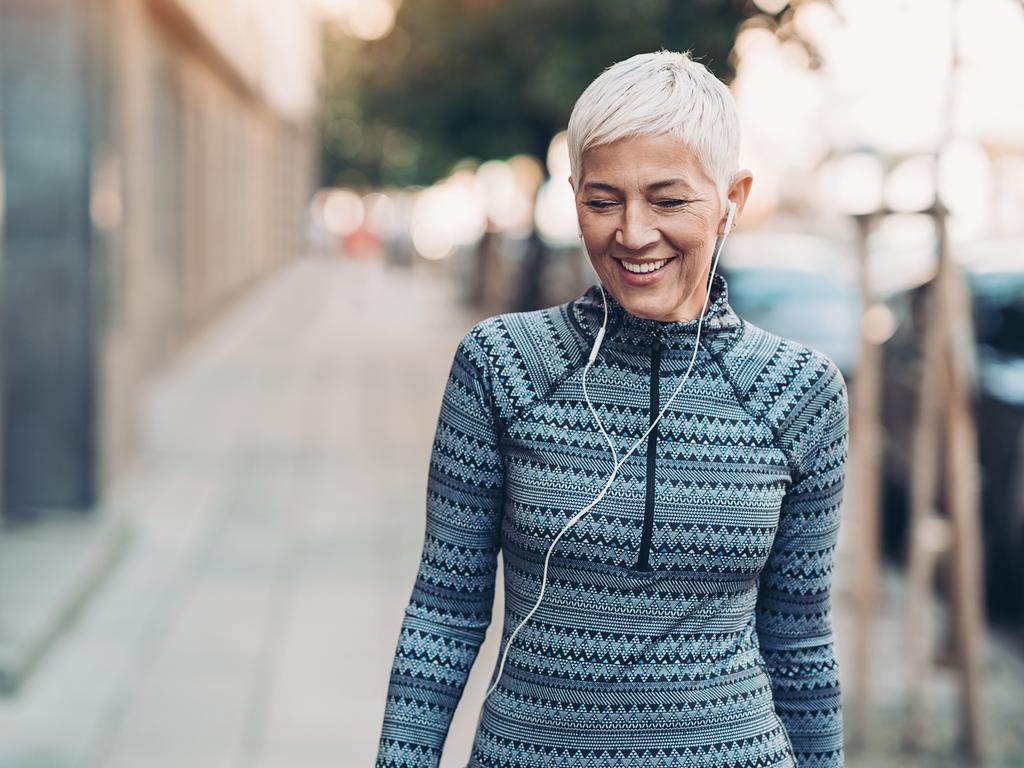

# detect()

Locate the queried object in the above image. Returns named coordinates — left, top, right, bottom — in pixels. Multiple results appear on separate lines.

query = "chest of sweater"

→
left=499, top=352, right=791, bottom=577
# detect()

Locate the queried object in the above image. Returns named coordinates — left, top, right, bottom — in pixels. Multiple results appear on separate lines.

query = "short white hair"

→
left=566, top=50, right=740, bottom=206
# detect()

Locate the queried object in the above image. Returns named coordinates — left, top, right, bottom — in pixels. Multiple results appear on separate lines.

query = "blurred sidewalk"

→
left=0, top=255, right=474, bottom=768
left=0, top=255, right=1021, bottom=768
left=834, top=491, right=1024, bottom=765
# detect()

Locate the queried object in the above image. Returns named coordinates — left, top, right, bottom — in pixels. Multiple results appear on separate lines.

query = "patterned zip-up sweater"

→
left=376, top=273, right=847, bottom=768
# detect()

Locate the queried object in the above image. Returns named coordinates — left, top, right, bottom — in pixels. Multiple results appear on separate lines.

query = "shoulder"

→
left=721, top=319, right=846, bottom=401
left=456, top=307, right=551, bottom=381
left=465, top=300, right=584, bottom=366
left=462, top=304, right=566, bottom=349
left=456, top=303, right=582, bottom=424
left=721, top=319, right=848, bottom=467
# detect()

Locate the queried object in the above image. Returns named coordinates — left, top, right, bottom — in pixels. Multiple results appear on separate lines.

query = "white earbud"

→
left=482, top=199, right=739, bottom=702
left=723, top=200, right=737, bottom=237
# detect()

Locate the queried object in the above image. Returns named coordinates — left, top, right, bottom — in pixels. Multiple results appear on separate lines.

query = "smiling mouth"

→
left=615, top=256, right=678, bottom=274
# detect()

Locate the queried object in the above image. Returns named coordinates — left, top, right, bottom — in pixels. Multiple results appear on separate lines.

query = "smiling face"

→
left=571, top=133, right=750, bottom=323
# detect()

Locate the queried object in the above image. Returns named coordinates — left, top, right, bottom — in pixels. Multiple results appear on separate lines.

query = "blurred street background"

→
left=1, top=0, right=1023, bottom=766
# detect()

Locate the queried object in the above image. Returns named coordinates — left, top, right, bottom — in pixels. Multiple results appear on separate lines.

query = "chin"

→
left=619, top=292, right=675, bottom=318
left=637, top=305, right=675, bottom=322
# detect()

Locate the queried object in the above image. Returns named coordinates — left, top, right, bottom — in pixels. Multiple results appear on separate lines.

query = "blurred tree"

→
left=323, top=0, right=797, bottom=187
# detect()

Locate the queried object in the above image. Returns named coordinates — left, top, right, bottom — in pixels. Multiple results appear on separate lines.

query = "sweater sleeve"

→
left=375, top=328, right=505, bottom=768
left=755, top=359, right=848, bottom=768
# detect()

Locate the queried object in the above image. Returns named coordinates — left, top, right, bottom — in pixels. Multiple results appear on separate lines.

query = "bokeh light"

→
left=476, top=160, right=532, bottom=233
left=316, top=0, right=396, bottom=40
left=884, top=156, right=936, bottom=213
left=831, top=152, right=886, bottom=216
left=536, top=133, right=578, bottom=246
left=322, top=188, right=365, bottom=236
left=411, top=171, right=487, bottom=260
left=939, top=139, right=993, bottom=240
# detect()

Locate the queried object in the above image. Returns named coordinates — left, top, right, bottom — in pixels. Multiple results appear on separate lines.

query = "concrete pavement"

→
left=0, top=254, right=1021, bottom=767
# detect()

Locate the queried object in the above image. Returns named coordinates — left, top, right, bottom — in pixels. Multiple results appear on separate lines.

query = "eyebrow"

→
left=582, top=179, right=696, bottom=194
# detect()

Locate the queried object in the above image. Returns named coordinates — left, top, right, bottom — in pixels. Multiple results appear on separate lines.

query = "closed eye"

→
left=584, top=198, right=689, bottom=211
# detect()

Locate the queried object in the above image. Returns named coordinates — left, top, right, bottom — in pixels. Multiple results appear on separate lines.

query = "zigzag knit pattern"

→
left=376, top=273, right=847, bottom=768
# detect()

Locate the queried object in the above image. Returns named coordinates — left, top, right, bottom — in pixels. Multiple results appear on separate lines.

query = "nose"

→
left=615, top=202, right=659, bottom=251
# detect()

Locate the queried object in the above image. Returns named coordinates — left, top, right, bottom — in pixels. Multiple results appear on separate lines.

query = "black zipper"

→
left=636, top=337, right=660, bottom=571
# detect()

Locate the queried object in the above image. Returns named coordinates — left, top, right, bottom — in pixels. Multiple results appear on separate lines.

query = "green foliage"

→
left=323, top=0, right=752, bottom=188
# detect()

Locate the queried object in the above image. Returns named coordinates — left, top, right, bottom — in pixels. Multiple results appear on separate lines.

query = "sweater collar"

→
left=571, top=272, right=741, bottom=351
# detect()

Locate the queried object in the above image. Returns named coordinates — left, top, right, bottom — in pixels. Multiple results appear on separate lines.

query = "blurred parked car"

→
left=723, top=230, right=1024, bottom=624
left=719, top=231, right=862, bottom=381
left=879, top=238, right=1024, bottom=623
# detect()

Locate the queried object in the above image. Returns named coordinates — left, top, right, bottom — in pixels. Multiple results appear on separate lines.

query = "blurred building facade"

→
left=0, top=0, right=321, bottom=521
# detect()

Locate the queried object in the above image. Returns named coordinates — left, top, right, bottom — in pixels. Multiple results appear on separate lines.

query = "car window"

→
left=971, top=273, right=1024, bottom=359
left=727, top=269, right=853, bottom=301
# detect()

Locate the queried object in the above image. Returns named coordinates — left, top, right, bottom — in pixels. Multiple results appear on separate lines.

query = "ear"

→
left=719, top=170, right=754, bottom=235
left=567, top=175, right=576, bottom=194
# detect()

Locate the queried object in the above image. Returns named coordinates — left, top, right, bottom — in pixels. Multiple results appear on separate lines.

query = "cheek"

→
left=664, top=219, right=713, bottom=254
left=582, top=236, right=609, bottom=266
left=579, top=219, right=615, bottom=250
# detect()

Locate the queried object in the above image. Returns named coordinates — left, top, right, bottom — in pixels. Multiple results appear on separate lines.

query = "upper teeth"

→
left=621, top=258, right=669, bottom=274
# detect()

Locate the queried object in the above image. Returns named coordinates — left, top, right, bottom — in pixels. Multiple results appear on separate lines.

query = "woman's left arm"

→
left=755, top=358, right=848, bottom=768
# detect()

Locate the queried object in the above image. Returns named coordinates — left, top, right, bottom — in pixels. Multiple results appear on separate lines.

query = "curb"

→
left=0, top=507, right=135, bottom=695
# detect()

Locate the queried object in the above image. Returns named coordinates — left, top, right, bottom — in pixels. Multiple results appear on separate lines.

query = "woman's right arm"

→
left=375, top=328, right=505, bottom=768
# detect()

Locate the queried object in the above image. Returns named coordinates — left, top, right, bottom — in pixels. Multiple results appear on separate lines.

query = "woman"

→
left=375, top=50, right=847, bottom=768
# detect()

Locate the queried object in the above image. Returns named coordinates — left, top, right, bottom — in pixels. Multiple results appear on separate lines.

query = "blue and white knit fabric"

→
left=376, top=273, right=847, bottom=768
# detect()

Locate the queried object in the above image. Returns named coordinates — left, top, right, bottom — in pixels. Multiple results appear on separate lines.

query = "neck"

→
left=573, top=272, right=741, bottom=354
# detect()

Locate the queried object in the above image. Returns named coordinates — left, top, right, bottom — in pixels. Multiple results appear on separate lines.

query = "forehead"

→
left=579, top=133, right=713, bottom=191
